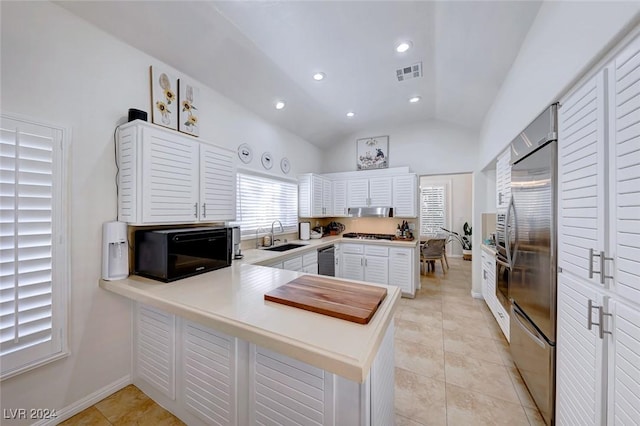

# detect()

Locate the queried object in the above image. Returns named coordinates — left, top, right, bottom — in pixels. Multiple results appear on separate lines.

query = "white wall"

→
left=0, top=1, right=321, bottom=422
left=321, top=120, right=478, bottom=175
left=419, top=174, right=472, bottom=257
left=471, top=2, right=640, bottom=296
left=478, top=1, right=640, bottom=168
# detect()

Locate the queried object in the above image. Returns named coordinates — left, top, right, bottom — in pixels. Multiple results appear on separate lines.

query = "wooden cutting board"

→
left=264, top=275, right=387, bottom=324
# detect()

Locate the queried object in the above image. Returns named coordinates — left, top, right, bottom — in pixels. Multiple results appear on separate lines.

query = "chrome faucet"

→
left=270, top=220, right=284, bottom=247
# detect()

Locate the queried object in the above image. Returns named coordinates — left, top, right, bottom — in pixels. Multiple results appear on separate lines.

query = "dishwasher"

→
left=317, top=245, right=335, bottom=276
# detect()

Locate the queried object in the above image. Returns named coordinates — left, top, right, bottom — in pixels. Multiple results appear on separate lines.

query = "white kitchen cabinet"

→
left=283, top=256, right=303, bottom=272
left=495, top=148, right=511, bottom=211
left=298, top=173, right=332, bottom=217
left=389, top=247, right=415, bottom=297
left=117, top=121, right=236, bottom=224
left=180, top=320, right=238, bottom=425
left=134, top=304, right=176, bottom=400
left=332, top=179, right=348, bottom=216
left=134, top=303, right=396, bottom=426
left=347, top=177, right=392, bottom=208
left=392, top=174, right=418, bottom=217
left=481, top=248, right=508, bottom=341
left=338, top=243, right=389, bottom=285
left=302, top=250, right=318, bottom=274
left=556, top=33, right=640, bottom=426
left=199, top=143, right=236, bottom=221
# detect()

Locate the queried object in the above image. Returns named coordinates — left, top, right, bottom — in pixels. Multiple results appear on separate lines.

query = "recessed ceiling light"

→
left=313, top=72, right=326, bottom=81
left=346, top=111, right=356, bottom=117
left=396, top=41, right=413, bottom=53
left=409, top=96, right=421, bottom=103
left=275, top=100, right=286, bottom=110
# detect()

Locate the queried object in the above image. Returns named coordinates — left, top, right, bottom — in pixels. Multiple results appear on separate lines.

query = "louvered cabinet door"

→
left=392, top=174, right=417, bottom=217
left=556, top=273, right=607, bottom=426
left=135, top=304, right=176, bottom=400
left=312, top=174, right=324, bottom=217
left=610, top=35, right=640, bottom=305
left=249, top=345, right=334, bottom=426
left=607, top=299, right=640, bottom=425
left=347, top=179, right=369, bottom=207
left=200, top=144, right=236, bottom=222
left=558, top=70, right=607, bottom=284
left=332, top=179, right=348, bottom=216
left=141, top=126, right=199, bottom=223
left=181, top=320, right=237, bottom=426
left=369, top=177, right=393, bottom=206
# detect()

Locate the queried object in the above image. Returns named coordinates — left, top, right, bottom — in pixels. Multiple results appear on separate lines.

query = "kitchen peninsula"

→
left=100, top=240, right=400, bottom=425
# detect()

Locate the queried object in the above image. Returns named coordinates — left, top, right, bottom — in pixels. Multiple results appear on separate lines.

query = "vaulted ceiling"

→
left=57, top=1, right=542, bottom=147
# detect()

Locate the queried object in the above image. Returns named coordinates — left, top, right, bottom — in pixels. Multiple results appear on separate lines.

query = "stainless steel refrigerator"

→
left=507, top=104, right=558, bottom=426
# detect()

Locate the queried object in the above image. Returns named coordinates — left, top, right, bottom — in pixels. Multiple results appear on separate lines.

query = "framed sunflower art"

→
left=178, top=79, right=200, bottom=136
left=150, top=66, right=178, bottom=130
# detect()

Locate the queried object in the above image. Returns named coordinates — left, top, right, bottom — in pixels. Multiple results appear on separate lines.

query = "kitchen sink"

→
left=264, top=243, right=307, bottom=252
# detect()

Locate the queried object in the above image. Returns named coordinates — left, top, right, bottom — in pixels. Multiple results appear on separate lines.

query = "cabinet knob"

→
left=194, top=202, right=198, bottom=218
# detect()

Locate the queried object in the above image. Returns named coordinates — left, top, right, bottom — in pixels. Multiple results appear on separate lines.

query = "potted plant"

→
left=441, top=222, right=473, bottom=260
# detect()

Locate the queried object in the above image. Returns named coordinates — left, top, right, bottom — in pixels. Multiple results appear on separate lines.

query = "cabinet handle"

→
left=360, top=258, right=363, bottom=266
left=598, top=306, right=613, bottom=339
left=194, top=202, right=198, bottom=218
left=498, top=193, right=503, bottom=205
left=483, top=270, right=487, bottom=279
left=365, top=258, right=368, bottom=266
left=498, top=312, right=504, bottom=319
left=588, top=249, right=614, bottom=285
left=202, top=203, right=206, bottom=218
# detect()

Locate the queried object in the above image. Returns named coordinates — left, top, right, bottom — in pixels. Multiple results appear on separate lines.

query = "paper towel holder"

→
left=299, top=222, right=310, bottom=240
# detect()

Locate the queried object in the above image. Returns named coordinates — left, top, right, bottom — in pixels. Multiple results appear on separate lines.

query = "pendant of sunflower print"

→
left=178, top=79, right=200, bottom=136
left=150, top=66, right=178, bottom=129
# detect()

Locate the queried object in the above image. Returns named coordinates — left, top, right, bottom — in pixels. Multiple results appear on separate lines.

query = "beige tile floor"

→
left=61, top=257, right=544, bottom=426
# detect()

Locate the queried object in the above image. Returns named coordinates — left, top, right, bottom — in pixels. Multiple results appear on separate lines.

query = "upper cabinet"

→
left=496, top=148, right=511, bottom=211
left=347, top=177, right=392, bottom=207
left=392, top=174, right=417, bottom=217
left=117, top=121, right=236, bottom=224
left=555, top=32, right=640, bottom=426
left=298, top=173, right=332, bottom=218
left=300, top=171, right=417, bottom=218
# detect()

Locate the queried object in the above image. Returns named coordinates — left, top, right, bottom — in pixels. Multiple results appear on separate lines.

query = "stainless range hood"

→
left=347, top=207, right=394, bottom=218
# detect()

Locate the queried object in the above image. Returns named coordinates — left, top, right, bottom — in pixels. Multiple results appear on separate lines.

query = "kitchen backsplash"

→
left=308, top=217, right=418, bottom=236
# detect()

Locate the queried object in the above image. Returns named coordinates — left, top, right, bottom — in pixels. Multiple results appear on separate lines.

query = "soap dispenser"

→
left=102, top=221, right=129, bottom=280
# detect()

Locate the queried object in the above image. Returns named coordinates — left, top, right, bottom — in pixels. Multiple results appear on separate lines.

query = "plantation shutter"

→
left=420, top=185, right=446, bottom=235
left=234, top=173, right=298, bottom=236
left=0, top=115, right=66, bottom=378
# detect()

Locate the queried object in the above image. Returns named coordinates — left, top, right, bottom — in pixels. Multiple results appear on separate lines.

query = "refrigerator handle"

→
left=513, top=305, right=546, bottom=349
left=505, top=198, right=513, bottom=267
left=510, top=196, right=519, bottom=267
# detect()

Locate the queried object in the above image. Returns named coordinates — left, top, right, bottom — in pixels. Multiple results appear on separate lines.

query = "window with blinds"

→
left=233, top=172, right=298, bottom=237
left=420, top=185, right=446, bottom=235
left=0, top=115, right=68, bottom=379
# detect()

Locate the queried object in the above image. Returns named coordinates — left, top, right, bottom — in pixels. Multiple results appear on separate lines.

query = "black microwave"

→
left=134, top=227, right=232, bottom=282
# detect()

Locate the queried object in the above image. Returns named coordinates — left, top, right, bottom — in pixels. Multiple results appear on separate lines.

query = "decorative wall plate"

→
left=280, top=157, right=291, bottom=174
left=261, top=152, right=273, bottom=169
left=237, top=143, right=252, bottom=164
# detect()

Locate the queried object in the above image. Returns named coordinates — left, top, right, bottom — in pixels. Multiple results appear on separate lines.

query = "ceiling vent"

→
left=396, top=62, right=422, bottom=82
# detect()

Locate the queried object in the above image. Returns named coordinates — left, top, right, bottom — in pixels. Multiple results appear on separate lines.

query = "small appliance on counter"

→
left=135, top=226, right=232, bottom=282
left=102, top=221, right=129, bottom=281
left=299, top=222, right=310, bottom=240
left=232, top=226, right=243, bottom=259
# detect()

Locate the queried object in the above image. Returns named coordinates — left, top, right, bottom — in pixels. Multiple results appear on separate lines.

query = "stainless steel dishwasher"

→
left=317, top=245, right=335, bottom=276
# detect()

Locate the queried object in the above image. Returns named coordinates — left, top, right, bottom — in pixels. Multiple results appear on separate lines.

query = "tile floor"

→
left=61, top=257, right=544, bottom=426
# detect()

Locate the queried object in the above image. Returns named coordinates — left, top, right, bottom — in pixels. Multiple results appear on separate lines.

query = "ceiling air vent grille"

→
left=396, top=62, right=422, bottom=82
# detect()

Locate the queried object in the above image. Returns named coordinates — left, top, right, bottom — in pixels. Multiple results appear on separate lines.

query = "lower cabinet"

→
left=389, top=247, right=416, bottom=297
left=556, top=273, right=640, bottom=426
left=133, top=303, right=395, bottom=426
left=338, top=243, right=417, bottom=297
left=266, top=250, right=318, bottom=274
left=481, top=248, right=509, bottom=341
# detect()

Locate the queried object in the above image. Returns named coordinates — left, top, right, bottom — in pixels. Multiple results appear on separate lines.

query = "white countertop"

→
left=99, top=235, right=410, bottom=383
left=481, top=243, right=498, bottom=256
left=239, top=235, right=420, bottom=266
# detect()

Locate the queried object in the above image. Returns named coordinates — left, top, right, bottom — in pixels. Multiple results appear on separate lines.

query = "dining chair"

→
left=420, top=238, right=447, bottom=274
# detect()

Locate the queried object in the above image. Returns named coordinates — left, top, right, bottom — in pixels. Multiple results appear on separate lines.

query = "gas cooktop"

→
left=342, top=232, right=395, bottom=240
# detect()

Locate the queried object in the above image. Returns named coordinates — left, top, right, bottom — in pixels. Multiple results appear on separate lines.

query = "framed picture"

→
left=356, top=136, right=389, bottom=170
left=150, top=66, right=178, bottom=130
left=178, top=79, right=200, bottom=136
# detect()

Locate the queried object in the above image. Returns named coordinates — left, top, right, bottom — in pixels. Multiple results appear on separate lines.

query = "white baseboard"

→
left=471, top=291, right=483, bottom=299
left=32, top=375, right=131, bottom=426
